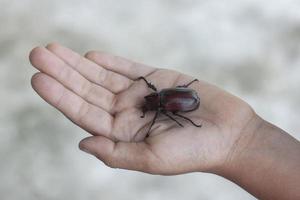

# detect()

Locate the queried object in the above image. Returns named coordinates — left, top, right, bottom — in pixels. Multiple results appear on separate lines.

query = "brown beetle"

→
left=136, top=76, right=202, bottom=137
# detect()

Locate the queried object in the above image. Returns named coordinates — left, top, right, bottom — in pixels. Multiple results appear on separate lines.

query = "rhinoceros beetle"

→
left=136, top=76, right=202, bottom=137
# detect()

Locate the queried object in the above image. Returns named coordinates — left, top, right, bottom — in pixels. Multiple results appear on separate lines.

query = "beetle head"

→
left=141, top=92, right=159, bottom=117
left=144, top=92, right=159, bottom=103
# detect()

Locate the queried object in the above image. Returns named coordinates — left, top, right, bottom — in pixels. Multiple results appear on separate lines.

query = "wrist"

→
left=216, top=114, right=300, bottom=199
left=220, top=113, right=265, bottom=175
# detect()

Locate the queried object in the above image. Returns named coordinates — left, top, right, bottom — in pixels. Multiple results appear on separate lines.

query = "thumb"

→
left=79, top=136, right=157, bottom=173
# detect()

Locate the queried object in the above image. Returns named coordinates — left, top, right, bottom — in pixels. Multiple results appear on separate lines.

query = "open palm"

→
left=30, top=43, right=256, bottom=175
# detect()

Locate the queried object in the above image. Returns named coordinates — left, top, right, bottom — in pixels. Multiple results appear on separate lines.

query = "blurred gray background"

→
left=1, top=0, right=300, bottom=199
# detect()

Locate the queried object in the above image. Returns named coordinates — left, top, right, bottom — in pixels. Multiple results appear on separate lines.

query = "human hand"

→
left=29, top=43, right=259, bottom=175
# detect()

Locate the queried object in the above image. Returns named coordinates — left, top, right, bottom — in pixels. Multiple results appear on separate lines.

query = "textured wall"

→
left=1, top=0, right=299, bottom=199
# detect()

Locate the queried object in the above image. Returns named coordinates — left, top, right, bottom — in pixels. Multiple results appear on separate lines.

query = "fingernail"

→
left=79, top=145, right=92, bottom=154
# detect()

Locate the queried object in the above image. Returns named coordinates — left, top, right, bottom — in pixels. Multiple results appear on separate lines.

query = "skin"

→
left=29, top=43, right=300, bottom=200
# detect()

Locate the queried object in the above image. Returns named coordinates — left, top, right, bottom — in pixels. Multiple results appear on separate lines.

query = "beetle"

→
left=136, top=76, right=202, bottom=137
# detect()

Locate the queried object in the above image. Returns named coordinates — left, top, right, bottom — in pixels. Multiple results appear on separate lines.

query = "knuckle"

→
left=102, top=156, right=118, bottom=169
left=59, top=65, right=72, bottom=81
left=97, top=67, right=108, bottom=84
left=55, top=89, right=66, bottom=108
left=77, top=102, right=90, bottom=124
left=109, top=95, right=118, bottom=114
left=80, top=81, right=93, bottom=99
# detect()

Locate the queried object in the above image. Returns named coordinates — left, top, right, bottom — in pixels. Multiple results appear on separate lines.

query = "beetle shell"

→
left=160, top=88, right=200, bottom=112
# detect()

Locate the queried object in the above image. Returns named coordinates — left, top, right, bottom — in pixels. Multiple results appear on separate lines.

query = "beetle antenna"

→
left=177, top=79, right=199, bottom=88
left=136, top=76, right=157, bottom=91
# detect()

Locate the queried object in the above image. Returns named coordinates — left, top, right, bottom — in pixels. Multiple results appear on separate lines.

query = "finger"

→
left=85, top=50, right=156, bottom=80
left=29, top=46, right=115, bottom=113
left=46, top=43, right=132, bottom=93
left=31, top=72, right=114, bottom=138
left=79, top=136, right=158, bottom=173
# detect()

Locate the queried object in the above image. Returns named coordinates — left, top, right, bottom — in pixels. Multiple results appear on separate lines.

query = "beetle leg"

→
left=146, top=111, right=159, bottom=137
left=162, top=111, right=184, bottom=127
left=172, top=112, right=202, bottom=127
left=140, top=106, right=147, bottom=118
left=177, top=79, right=198, bottom=88
left=136, top=76, right=157, bottom=91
